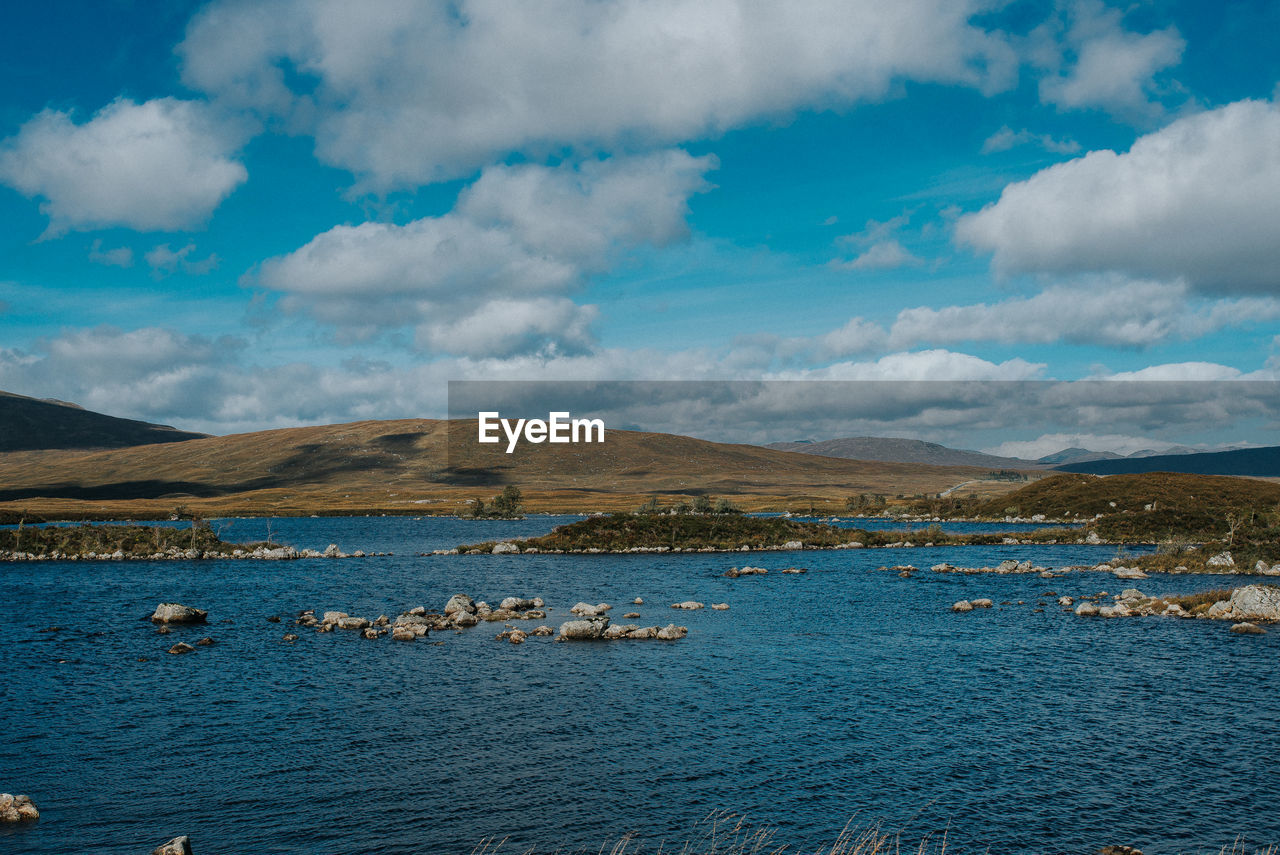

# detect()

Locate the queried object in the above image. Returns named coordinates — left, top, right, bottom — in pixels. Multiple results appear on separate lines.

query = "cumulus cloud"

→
left=180, top=0, right=1017, bottom=187
left=0, top=98, right=248, bottom=236
left=88, top=240, right=134, bottom=268
left=887, top=278, right=1280, bottom=349
left=145, top=243, right=221, bottom=278
left=980, top=125, right=1080, bottom=155
left=838, top=240, right=922, bottom=271
left=259, top=150, right=714, bottom=355
left=956, top=98, right=1280, bottom=293
left=1033, top=0, right=1184, bottom=119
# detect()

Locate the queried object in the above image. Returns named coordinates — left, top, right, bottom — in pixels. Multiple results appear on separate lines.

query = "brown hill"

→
left=0, top=418, right=1031, bottom=518
left=0, top=389, right=208, bottom=451
left=766, top=436, right=1042, bottom=469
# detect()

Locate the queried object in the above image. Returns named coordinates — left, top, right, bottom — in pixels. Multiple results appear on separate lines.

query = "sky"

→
left=1, top=0, right=1279, bottom=455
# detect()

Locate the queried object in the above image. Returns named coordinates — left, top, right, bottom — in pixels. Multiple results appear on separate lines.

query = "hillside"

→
left=0, top=390, right=207, bottom=451
left=0, top=418, right=1027, bottom=518
left=1055, top=445, right=1280, bottom=477
left=765, top=436, right=1039, bottom=469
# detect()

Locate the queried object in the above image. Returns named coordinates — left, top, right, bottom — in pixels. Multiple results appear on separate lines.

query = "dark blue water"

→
left=3, top=516, right=1277, bottom=855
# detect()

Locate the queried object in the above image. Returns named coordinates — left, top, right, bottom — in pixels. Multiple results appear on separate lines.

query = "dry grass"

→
left=471, top=813, right=948, bottom=855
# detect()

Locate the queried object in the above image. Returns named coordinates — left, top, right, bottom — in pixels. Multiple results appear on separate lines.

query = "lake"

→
left=3, top=515, right=1277, bottom=854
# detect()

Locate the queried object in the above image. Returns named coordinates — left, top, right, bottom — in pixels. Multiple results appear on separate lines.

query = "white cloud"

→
left=980, top=125, right=1080, bottom=155
left=887, top=278, right=1280, bottom=349
left=0, top=98, right=248, bottom=236
left=1034, top=0, right=1184, bottom=119
left=838, top=239, right=922, bottom=271
left=789, top=349, right=1045, bottom=381
left=956, top=98, right=1280, bottom=293
left=259, top=150, right=714, bottom=355
left=145, top=243, right=221, bottom=278
left=88, top=240, right=134, bottom=268
left=1099, top=362, right=1245, bottom=382
left=815, top=317, right=890, bottom=359
left=180, top=0, right=1017, bottom=188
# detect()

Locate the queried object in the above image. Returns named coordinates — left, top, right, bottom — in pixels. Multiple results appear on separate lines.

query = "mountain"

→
left=1054, top=445, right=1280, bottom=477
left=0, top=419, right=1023, bottom=516
left=764, top=436, right=1038, bottom=470
left=0, top=390, right=208, bottom=452
left=1034, top=447, right=1124, bottom=465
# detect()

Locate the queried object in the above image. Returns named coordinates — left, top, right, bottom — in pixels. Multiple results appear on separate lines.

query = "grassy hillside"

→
left=0, top=389, right=208, bottom=452
left=0, top=418, right=1025, bottom=518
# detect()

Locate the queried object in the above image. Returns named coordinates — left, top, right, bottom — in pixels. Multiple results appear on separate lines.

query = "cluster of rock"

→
left=289, top=593, right=551, bottom=642
left=440, top=541, right=879, bottom=556
left=1074, top=585, right=1279, bottom=633
left=151, top=837, right=193, bottom=855
left=2, top=543, right=387, bottom=562
left=931, top=559, right=1057, bottom=578
left=0, top=793, right=38, bottom=823
left=722, top=565, right=806, bottom=578
left=952, top=599, right=994, bottom=612
left=557, top=616, right=688, bottom=641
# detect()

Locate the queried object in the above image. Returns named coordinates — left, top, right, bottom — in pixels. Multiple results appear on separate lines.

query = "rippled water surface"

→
left=3, top=515, right=1278, bottom=855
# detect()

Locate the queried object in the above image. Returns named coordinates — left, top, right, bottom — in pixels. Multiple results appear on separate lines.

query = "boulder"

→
left=623, top=612, right=641, bottom=619
left=1058, top=596, right=1074, bottom=607
left=655, top=624, right=688, bottom=640
left=531, top=625, right=555, bottom=636
left=570, top=602, right=610, bottom=617
left=782, top=540, right=803, bottom=550
left=508, top=629, right=527, bottom=644
left=1112, top=566, right=1148, bottom=579
left=168, top=642, right=196, bottom=655
left=603, top=624, right=638, bottom=640
left=1207, top=551, right=1235, bottom=567
left=632, top=597, right=644, bottom=605
left=282, top=633, right=299, bottom=642
left=151, top=837, right=194, bottom=855
left=671, top=601, right=704, bottom=610
left=970, top=599, right=993, bottom=608
left=1231, top=622, right=1266, bottom=635
left=952, top=601, right=973, bottom=613
left=321, top=611, right=348, bottom=624
left=558, top=617, right=609, bottom=640
left=336, top=616, right=371, bottom=630
left=492, top=542, right=520, bottom=554
left=443, top=594, right=476, bottom=616
left=627, top=626, right=658, bottom=639
left=1222, top=585, right=1280, bottom=621
left=452, top=612, right=479, bottom=628
left=711, top=603, right=729, bottom=610
left=1075, top=602, right=1100, bottom=616
left=150, top=603, right=208, bottom=624
left=0, top=793, right=38, bottom=823
left=499, top=597, right=537, bottom=611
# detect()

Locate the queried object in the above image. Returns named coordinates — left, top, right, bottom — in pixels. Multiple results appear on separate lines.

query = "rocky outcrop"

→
left=558, top=617, right=610, bottom=640
left=570, top=602, right=610, bottom=617
left=150, top=603, right=208, bottom=624
left=491, top=542, right=519, bottom=554
left=151, top=836, right=193, bottom=855
left=1206, top=551, right=1235, bottom=567
left=443, top=594, right=477, bottom=616
left=1207, top=585, right=1280, bottom=621
left=931, top=560, right=1047, bottom=575
left=0, top=793, right=38, bottom=823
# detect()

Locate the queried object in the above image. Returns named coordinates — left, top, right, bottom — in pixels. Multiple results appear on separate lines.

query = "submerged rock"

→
left=1230, top=622, right=1267, bottom=635
left=711, top=603, right=729, bottom=610
left=151, top=603, right=208, bottom=624
left=952, top=601, right=974, bottom=613
left=168, top=642, right=196, bottom=655
left=671, top=601, right=704, bottom=610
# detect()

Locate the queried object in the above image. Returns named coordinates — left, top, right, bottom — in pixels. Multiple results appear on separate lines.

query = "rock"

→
left=283, top=633, right=299, bottom=642
left=952, top=601, right=974, bottom=612
left=531, top=625, right=555, bottom=636
left=0, top=794, right=38, bottom=823
left=622, top=612, right=641, bottom=619
left=1231, top=622, right=1266, bottom=635
left=970, top=599, right=993, bottom=608
left=443, top=594, right=476, bottom=616
left=1098, top=846, right=1143, bottom=855
left=1085, top=531, right=1102, bottom=544
left=150, top=603, right=208, bottom=624
left=500, top=597, right=537, bottom=611
left=322, top=544, right=343, bottom=558
left=408, top=605, right=426, bottom=616
left=361, top=627, right=384, bottom=640
left=558, top=617, right=609, bottom=640
left=711, top=603, right=729, bottom=610
left=1221, top=585, right=1280, bottom=621
left=1075, top=602, right=1100, bottom=617
left=195, top=637, right=216, bottom=646
left=1207, top=551, right=1235, bottom=567
left=452, top=612, right=479, bottom=628
left=782, top=540, right=803, bottom=550
left=603, top=624, right=638, bottom=640
left=1058, top=596, right=1074, bottom=607
left=655, top=624, right=688, bottom=640
left=168, top=642, right=196, bottom=655
left=632, top=597, right=644, bottom=605
left=508, top=629, right=527, bottom=644
left=492, top=542, right=519, bottom=554
left=336, top=616, right=371, bottom=630
left=627, top=626, right=658, bottom=639
left=780, top=567, right=806, bottom=574
left=321, top=611, right=348, bottom=624
left=1112, top=566, right=1148, bottom=579
left=151, top=836, right=194, bottom=855
left=671, top=601, right=704, bottom=610
left=570, top=602, right=611, bottom=617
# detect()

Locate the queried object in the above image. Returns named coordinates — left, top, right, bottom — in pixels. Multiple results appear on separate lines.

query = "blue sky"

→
left=1, top=0, right=1278, bottom=454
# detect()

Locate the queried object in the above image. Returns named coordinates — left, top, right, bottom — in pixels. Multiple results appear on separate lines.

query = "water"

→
left=3, top=516, right=1277, bottom=855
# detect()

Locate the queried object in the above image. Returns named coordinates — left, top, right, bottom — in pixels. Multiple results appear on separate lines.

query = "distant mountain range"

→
left=766, top=435, right=1279, bottom=476
left=0, top=389, right=208, bottom=452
